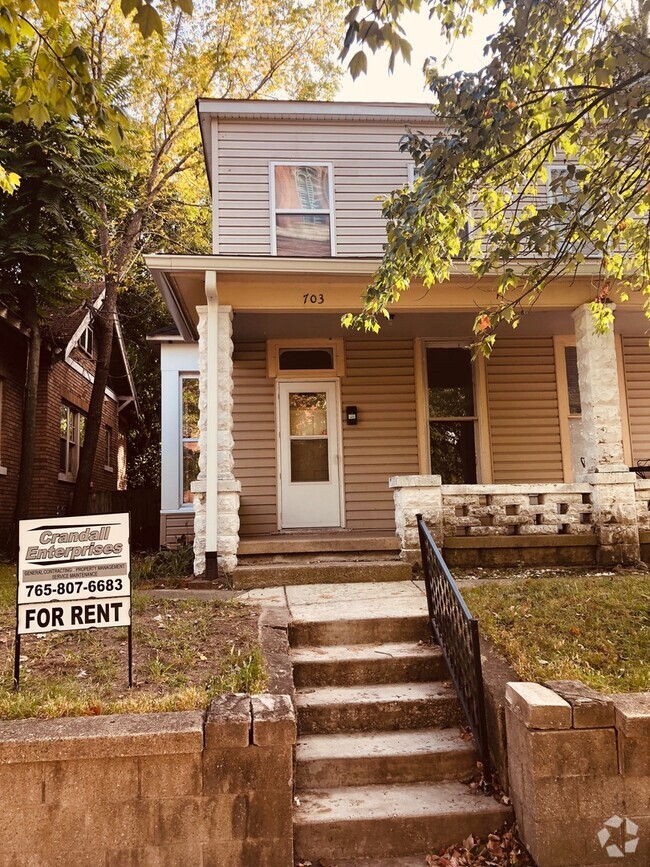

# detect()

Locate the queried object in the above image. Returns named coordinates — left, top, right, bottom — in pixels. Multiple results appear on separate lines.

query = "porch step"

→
left=290, top=613, right=430, bottom=648
left=296, top=682, right=462, bottom=735
left=293, top=781, right=512, bottom=861
left=233, top=558, right=412, bottom=590
left=291, top=641, right=447, bottom=687
left=239, top=531, right=399, bottom=557
left=295, top=729, right=477, bottom=789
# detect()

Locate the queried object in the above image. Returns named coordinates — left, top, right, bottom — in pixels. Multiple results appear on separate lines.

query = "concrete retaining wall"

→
left=0, top=694, right=295, bottom=867
left=506, top=682, right=649, bottom=866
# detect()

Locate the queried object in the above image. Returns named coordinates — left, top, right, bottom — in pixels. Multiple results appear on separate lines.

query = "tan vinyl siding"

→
left=217, top=120, right=434, bottom=258
left=486, top=338, right=564, bottom=482
left=341, top=340, right=419, bottom=529
left=161, top=512, right=195, bottom=547
left=233, top=342, right=277, bottom=535
left=622, top=336, right=650, bottom=464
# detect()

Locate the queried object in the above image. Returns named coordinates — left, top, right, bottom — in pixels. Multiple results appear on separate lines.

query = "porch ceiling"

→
left=144, top=253, right=648, bottom=342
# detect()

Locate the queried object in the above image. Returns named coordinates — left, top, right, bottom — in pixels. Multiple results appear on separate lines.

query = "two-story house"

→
left=145, top=100, right=650, bottom=579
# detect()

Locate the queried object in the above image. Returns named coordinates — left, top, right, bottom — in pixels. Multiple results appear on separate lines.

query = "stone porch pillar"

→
left=389, top=475, right=443, bottom=563
left=192, top=303, right=240, bottom=579
left=572, top=304, right=639, bottom=564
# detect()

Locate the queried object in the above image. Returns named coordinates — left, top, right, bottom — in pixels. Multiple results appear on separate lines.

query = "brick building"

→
left=0, top=292, right=137, bottom=550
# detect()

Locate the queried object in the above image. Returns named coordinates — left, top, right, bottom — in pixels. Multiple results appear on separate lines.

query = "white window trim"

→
left=267, top=338, right=345, bottom=378
left=179, top=373, right=200, bottom=509
left=79, top=323, right=94, bottom=357
left=58, top=403, right=85, bottom=483
left=0, top=378, right=6, bottom=475
left=269, top=161, right=336, bottom=256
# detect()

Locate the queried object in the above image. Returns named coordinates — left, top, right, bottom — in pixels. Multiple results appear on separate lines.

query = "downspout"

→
left=205, top=270, right=219, bottom=579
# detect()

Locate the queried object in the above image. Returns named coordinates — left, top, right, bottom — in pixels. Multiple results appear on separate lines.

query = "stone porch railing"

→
left=391, top=475, right=649, bottom=567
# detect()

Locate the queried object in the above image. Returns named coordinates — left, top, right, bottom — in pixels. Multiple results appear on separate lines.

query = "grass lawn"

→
left=0, top=562, right=265, bottom=720
left=462, top=572, right=650, bottom=694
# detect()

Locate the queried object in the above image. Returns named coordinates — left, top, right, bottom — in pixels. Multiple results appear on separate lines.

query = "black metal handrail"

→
left=416, top=513, right=491, bottom=776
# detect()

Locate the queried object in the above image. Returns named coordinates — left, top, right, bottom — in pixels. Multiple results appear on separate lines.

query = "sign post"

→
left=15, top=513, right=132, bottom=689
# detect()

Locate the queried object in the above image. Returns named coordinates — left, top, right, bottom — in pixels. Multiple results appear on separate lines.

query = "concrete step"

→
left=291, top=641, right=447, bottom=687
left=293, top=780, right=512, bottom=861
left=296, top=682, right=462, bottom=735
left=290, top=613, right=430, bottom=649
left=239, top=532, right=400, bottom=557
left=295, top=729, right=477, bottom=789
left=233, top=559, right=413, bottom=590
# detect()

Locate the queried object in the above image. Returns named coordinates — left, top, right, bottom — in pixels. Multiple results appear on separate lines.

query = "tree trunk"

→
left=70, top=276, right=117, bottom=515
left=8, top=288, right=41, bottom=555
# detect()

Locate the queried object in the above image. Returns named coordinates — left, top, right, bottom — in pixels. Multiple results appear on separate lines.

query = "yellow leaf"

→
left=29, top=102, right=50, bottom=128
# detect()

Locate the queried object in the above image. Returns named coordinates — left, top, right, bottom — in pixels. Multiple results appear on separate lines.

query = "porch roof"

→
left=143, top=253, right=605, bottom=343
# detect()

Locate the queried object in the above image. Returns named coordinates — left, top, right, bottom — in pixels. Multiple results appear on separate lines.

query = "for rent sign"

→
left=18, top=513, right=131, bottom=634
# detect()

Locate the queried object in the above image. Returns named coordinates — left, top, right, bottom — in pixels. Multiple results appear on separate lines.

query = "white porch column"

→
left=572, top=304, right=640, bottom=564
left=192, top=283, right=240, bottom=579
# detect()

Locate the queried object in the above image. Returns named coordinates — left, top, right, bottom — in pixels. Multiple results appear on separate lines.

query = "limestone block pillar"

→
left=389, top=475, right=443, bottom=562
left=572, top=303, right=627, bottom=474
left=572, top=304, right=639, bottom=564
left=192, top=305, right=241, bottom=578
left=192, top=306, right=209, bottom=577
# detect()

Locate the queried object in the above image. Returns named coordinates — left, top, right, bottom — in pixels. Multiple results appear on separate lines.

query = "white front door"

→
left=278, top=381, right=342, bottom=529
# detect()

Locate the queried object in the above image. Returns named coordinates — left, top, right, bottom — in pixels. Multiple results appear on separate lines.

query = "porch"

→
left=144, top=255, right=650, bottom=578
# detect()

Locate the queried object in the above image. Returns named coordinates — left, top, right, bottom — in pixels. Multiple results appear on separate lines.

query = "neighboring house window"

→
left=271, top=163, right=334, bottom=256
left=79, top=323, right=94, bottom=357
left=181, top=376, right=200, bottom=506
left=408, top=163, right=421, bottom=186
left=426, top=347, right=478, bottom=484
left=59, top=403, right=86, bottom=480
left=104, top=425, right=113, bottom=471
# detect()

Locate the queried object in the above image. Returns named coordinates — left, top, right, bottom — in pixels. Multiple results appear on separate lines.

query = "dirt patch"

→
left=0, top=580, right=264, bottom=719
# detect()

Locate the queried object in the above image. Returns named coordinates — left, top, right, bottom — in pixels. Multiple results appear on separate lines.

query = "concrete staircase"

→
left=291, top=597, right=511, bottom=863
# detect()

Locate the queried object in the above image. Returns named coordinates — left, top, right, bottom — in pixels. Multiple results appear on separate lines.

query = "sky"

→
left=334, top=8, right=504, bottom=103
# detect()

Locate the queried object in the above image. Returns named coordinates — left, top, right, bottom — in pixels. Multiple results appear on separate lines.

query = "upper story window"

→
left=79, top=323, right=94, bottom=357
left=271, top=163, right=334, bottom=257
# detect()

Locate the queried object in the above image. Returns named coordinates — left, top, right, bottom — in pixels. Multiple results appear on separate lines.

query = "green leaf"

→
left=133, top=3, right=164, bottom=38
left=29, top=102, right=51, bottom=128
left=348, top=50, right=368, bottom=80
left=120, top=0, right=141, bottom=16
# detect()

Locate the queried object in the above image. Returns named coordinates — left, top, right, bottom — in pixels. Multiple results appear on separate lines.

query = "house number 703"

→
left=303, top=293, right=325, bottom=305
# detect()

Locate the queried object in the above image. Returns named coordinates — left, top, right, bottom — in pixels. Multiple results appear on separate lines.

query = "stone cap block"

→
left=190, top=479, right=206, bottom=494
left=544, top=680, right=615, bottom=729
left=0, top=711, right=204, bottom=764
left=506, top=682, right=572, bottom=730
left=389, top=474, right=441, bottom=489
left=217, top=478, right=242, bottom=493
left=205, top=694, right=251, bottom=749
left=251, top=694, right=296, bottom=746
left=611, top=693, right=650, bottom=736
left=584, top=472, right=638, bottom=485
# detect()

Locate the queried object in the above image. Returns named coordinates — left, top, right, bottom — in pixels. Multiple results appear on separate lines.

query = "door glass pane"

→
left=429, top=421, right=477, bottom=484
left=427, top=348, right=475, bottom=416
left=289, top=393, right=327, bottom=437
left=291, top=439, right=329, bottom=482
